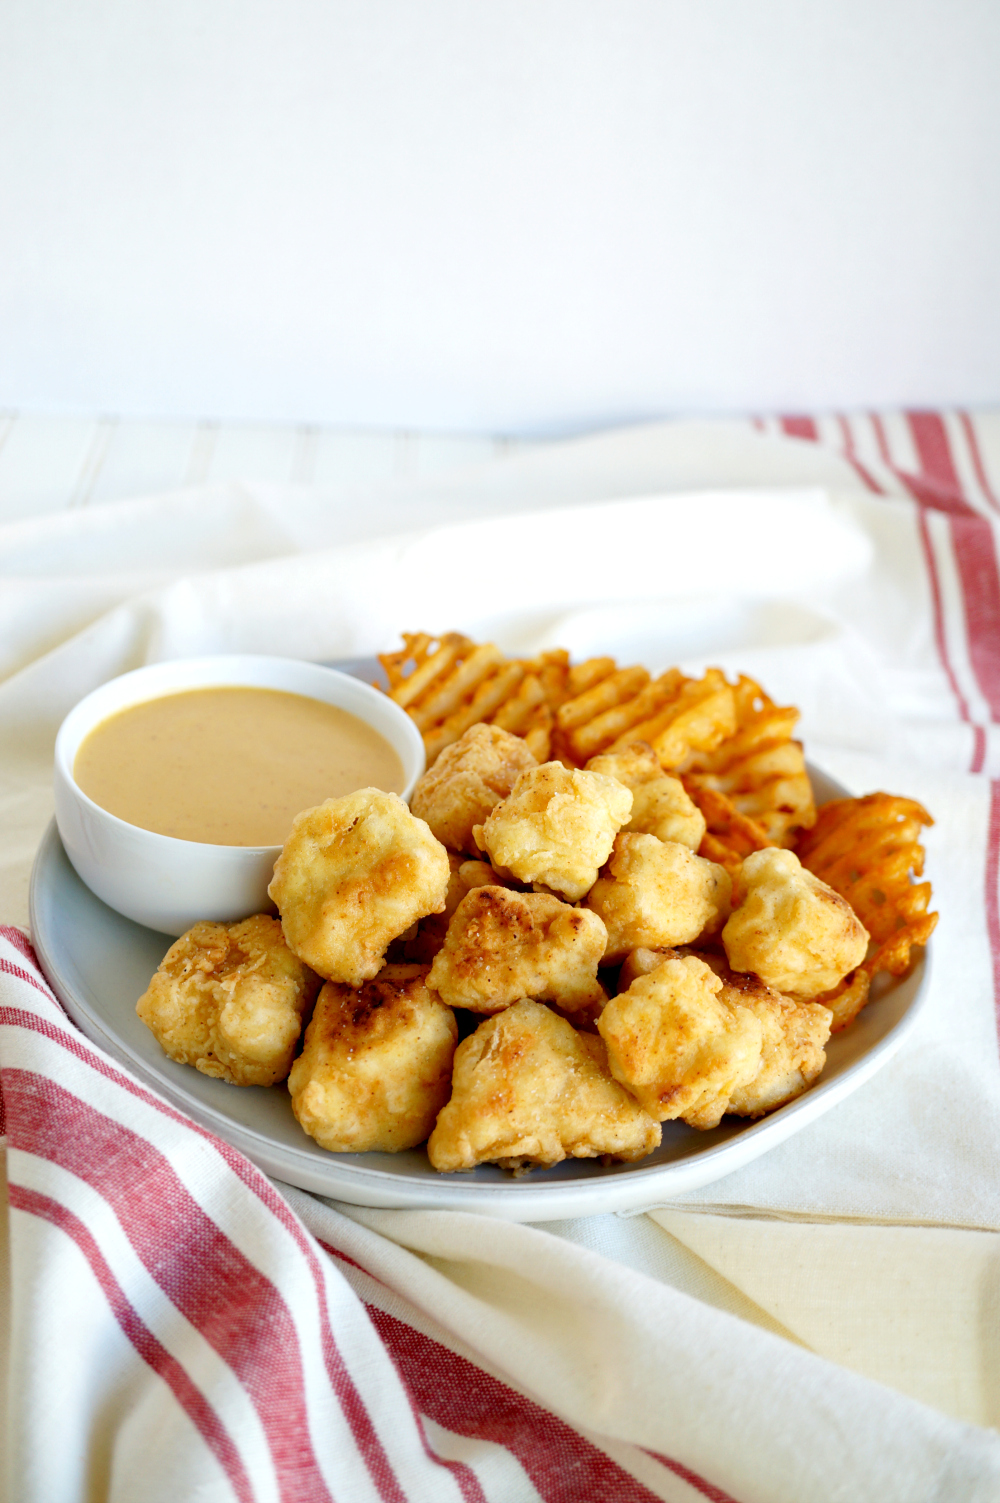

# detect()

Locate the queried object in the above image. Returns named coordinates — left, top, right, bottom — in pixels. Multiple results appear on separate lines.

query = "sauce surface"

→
left=74, top=686, right=405, bottom=845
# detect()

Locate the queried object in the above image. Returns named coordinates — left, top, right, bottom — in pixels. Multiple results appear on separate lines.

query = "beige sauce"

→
left=73, top=686, right=405, bottom=845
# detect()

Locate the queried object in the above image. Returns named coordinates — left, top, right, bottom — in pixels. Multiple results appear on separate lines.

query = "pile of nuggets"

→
left=135, top=633, right=938, bottom=1177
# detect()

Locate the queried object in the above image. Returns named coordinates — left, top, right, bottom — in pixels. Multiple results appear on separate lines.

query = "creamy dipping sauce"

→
left=73, top=686, right=405, bottom=846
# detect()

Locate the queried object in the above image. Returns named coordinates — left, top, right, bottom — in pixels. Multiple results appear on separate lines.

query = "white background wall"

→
left=2, top=0, right=998, bottom=432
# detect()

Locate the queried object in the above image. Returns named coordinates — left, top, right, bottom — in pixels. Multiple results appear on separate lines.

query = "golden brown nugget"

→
left=268, top=789, right=450, bottom=986
left=618, top=946, right=681, bottom=990
left=289, top=965, right=458, bottom=1153
left=716, top=966, right=832, bottom=1117
left=586, top=743, right=706, bottom=850
left=586, top=834, right=732, bottom=963
left=473, top=762, right=632, bottom=901
left=394, top=853, right=520, bottom=963
left=427, top=998, right=661, bottom=1172
left=136, top=914, right=320, bottom=1087
left=410, top=723, right=538, bottom=854
left=597, top=954, right=763, bottom=1129
left=427, top=886, right=608, bottom=1014
left=722, top=847, right=869, bottom=1001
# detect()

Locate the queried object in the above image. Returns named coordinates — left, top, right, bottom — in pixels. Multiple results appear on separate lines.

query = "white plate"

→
left=29, top=681, right=929, bottom=1220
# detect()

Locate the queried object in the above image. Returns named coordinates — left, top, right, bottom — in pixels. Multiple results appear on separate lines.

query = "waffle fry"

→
left=380, top=634, right=561, bottom=764
left=554, top=666, right=736, bottom=769
left=684, top=674, right=815, bottom=846
left=797, top=789, right=936, bottom=965
left=682, top=776, right=770, bottom=877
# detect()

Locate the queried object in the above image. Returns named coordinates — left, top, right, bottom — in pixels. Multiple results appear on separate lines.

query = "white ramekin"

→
left=53, top=655, right=425, bottom=936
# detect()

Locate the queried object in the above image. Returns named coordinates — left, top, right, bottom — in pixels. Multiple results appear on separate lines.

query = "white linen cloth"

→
left=2, top=411, right=1000, bottom=1499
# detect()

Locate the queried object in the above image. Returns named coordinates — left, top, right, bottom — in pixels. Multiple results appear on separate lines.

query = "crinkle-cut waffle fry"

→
left=681, top=775, right=770, bottom=877
left=567, top=657, right=618, bottom=698
left=798, top=792, right=937, bottom=1032
left=557, top=665, right=651, bottom=734
left=408, top=643, right=507, bottom=731
left=797, top=792, right=937, bottom=962
left=379, top=633, right=529, bottom=763
left=684, top=674, right=815, bottom=846
left=423, top=660, right=526, bottom=764
left=813, top=968, right=872, bottom=1033
left=554, top=666, right=735, bottom=769
left=525, top=649, right=571, bottom=710
left=381, top=632, right=471, bottom=708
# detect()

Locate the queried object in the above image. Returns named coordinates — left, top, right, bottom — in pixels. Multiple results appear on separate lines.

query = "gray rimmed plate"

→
left=30, top=663, right=928, bottom=1219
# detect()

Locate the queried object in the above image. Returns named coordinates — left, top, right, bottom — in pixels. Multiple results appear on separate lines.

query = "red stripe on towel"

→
left=4, top=1071, right=338, bottom=1503
left=959, top=412, right=1000, bottom=516
left=368, top=1304, right=691, bottom=1503
left=8, top=1182, right=256, bottom=1503
left=779, top=415, right=819, bottom=441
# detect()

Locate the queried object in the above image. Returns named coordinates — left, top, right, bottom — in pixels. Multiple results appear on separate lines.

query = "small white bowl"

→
left=54, top=655, right=425, bottom=937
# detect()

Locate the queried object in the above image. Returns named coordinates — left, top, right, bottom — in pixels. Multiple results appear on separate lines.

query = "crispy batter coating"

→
left=411, top=723, right=538, bottom=854
left=289, top=964, right=458, bottom=1152
left=618, top=946, right=680, bottom=990
left=394, top=854, right=519, bottom=964
left=609, top=950, right=831, bottom=1119
left=722, top=847, right=869, bottom=1001
left=715, top=965, right=832, bottom=1117
left=586, top=834, right=732, bottom=963
left=136, top=914, right=320, bottom=1086
left=597, top=954, right=762, bottom=1128
left=473, top=762, right=632, bottom=901
left=427, top=886, right=608, bottom=1014
left=586, top=743, right=706, bottom=850
left=268, top=789, right=450, bottom=986
left=427, top=998, right=661, bottom=1172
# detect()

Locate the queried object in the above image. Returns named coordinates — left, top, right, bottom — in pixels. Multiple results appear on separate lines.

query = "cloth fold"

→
left=3, top=410, right=1000, bottom=1498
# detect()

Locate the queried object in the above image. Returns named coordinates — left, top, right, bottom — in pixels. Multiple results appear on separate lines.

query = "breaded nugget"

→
left=427, top=886, right=608, bottom=1014
left=427, top=998, right=661, bottom=1172
left=722, top=847, right=869, bottom=1000
left=586, top=834, right=732, bottom=963
left=597, top=954, right=762, bottom=1128
left=289, top=964, right=458, bottom=1152
left=410, top=722, right=538, bottom=854
left=136, top=914, right=320, bottom=1087
left=586, top=743, right=706, bottom=850
left=268, top=789, right=450, bottom=986
left=715, top=965, right=832, bottom=1117
left=473, top=762, right=632, bottom=901
left=618, top=946, right=681, bottom=990
left=394, top=853, right=518, bottom=963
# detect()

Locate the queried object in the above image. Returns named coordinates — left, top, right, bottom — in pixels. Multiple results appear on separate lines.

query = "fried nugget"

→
left=618, top=946, right=681, bottom=990
left=586, top=743, right=706, bottom=850
left=427, top=886, right=608, bottom=1014
left=136, top=914, right=320, bottom=1087
left=722, top=847, right=868, bottom=1001
left=597, top=954, right=762, bottom=1128
left=586, top=834, right=732, bottom=963
left=473, top=762, right=632, bottom=901
left=289, top=964, right=458, bottom=1152
left=410, top=722, right=538, bottom=854
left=268, top=789, right=450, bottom=986
left=427, top=998, right=661, bottom=1172
left=394, top=853, right=520, bottom=963
left=704, top=961, right=832, bottom=1116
